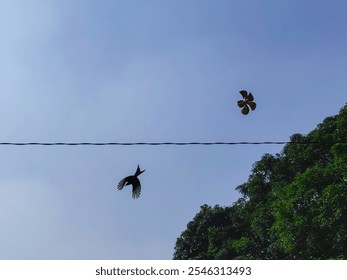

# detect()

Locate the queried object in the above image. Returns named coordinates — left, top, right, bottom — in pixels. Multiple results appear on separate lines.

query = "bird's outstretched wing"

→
left=132, top=178, right=141, bottom=199
left=117, top=176, right=131, bottom=190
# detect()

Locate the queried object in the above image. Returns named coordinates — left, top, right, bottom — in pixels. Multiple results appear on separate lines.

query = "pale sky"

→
left=0, top=0, right=346, bottom=259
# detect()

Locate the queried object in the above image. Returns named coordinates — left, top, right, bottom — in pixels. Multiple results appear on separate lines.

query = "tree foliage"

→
left=173, top=104, right=347, bottom=259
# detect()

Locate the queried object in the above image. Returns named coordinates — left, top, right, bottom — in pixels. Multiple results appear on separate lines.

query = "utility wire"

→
left=0, top=141, right=345, bottom=146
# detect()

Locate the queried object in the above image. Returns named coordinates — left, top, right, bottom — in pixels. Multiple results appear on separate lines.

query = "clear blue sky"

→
left=0, top=0, right=346, bottom=259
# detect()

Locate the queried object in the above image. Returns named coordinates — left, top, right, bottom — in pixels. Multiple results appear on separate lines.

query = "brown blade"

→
left=248, top=101, right=256, bottom=110
left=241, top=105, right=249, bottom=115
left=237, top=100, right=246, bottom=108
left=239, top=90, right=248, bottom=99
left=247, top=93, right=254, bottom=101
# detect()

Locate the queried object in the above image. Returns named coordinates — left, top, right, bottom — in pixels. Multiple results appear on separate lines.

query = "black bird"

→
left=117, top=165, right=145, bottom=199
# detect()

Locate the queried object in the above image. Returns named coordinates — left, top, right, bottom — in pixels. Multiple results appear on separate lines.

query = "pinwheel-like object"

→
left=117, top=165, right=145, bottom=199
left=237, top=90, right=256, bottom=115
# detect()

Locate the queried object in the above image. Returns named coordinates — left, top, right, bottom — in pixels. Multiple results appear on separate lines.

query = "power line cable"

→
left=0, top=141, right=345, bottom=146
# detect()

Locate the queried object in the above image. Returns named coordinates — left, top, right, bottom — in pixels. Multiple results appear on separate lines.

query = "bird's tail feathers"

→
left=135, top=165, right=145, bottom=176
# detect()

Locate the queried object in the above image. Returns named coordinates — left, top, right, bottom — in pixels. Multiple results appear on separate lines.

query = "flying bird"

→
left=237, top=90, right=256, bottom=115
left=117, top=165, right=145, bottom=199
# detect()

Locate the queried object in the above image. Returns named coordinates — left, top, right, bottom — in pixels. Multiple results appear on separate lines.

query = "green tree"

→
left=173, top=104, right=347, bottom=259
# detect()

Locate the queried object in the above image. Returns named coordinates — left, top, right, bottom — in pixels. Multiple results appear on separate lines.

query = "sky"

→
left=0, top=0, right=346, bottom=259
